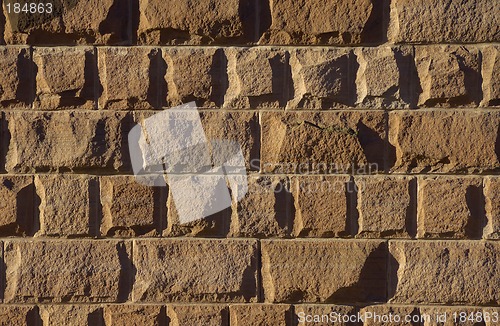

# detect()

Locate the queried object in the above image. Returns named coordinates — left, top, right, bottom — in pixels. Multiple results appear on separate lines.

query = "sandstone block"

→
left=485, top=177, right=500, bottom=240
left=289, top=48, right=355, bottom=109
left=482, top=46, right=500, bottom=106
left=230, top=176, right=292, bottom=238
left=356, top=176, right=415, bottom=238
left=101, top=176, right=165, bottom=237
left=389, top=241, right=500, bottom=305
left=389, top=110, right=500, bottom=173
left=35, top=175, right=98, bottom=237
left=4, top=240, right=132, bottom=303
left=291, top=176, right=350, bottom=237
left=414, top=46, right=481, bottom=107
left=39, top=305, right=103, bottom=326
left=132, top=239, right=258, bottom=302
left=225, top=47, right=291, bottom=108
left=163, top=48, right=226, bottom=107
left=5, top=111, right=131, bottom=173
left=261, top=111, right=385, bottom=173
left=419, top=306, right=485, bottom=326
left=294, top=305, right=356, bottom=326
left=98, top=47, right=159, bottom=109
left=0, top=176, right=35, bottom=236
left=360, top=305, right=420, bottom=325
left=34, top=47, right=95, bottom=110
left=168, top=305, right=228, bottom=326
left=103, top=305, right=166, bottom=325
left=417, top=177, right=484, bottom=239
left=3, top=0, right=129, bottom=44
left=0, top=46, right=31, bottom=107
left=261, top=239, right=387, bottom=302
left=0, top=306, right=39, bottom=326
left=260, top=0, right=380, bottom=45
left=138, top=0, right=255, bottom=44
left=483, top=308, right=500, bottom=326
left=230, top=304, right=292, bottom=326
left=388, top=0, right=500, bottom=43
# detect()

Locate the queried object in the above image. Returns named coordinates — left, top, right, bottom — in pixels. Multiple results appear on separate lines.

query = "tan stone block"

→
left=417, top=177, right=484, bottom=239
left=261, top=111, right=385, bottom=173
left=168, top=305, right=228, bottom=326
left=35, top=175, right=98, bottom=237
left=0, top=176, right=35, bottom=236
left=100, top=176, right=165, bottom=237
left=388, top=0, right=499, bottom=43
left=389, top=110, right=500, bottom=173
left=34, top=47, right=95, bottom=110
left=5, top=111, right=131, bottom=173
left=415, top=46, right=481, bottom=106
left=103, top=305, right=166, bottom=325
left=0, top=306, right=39, bottom=326
left=4, top=240, right=132, bottom=303
left=294, top=305, right=356, bottom=326
left=291, top=176, right=350, bottom=237
left=98, top=47, right=159, bottom=109
left=483, top=308, right=500, bottom=326
left=261, top=239, right=387, bottom=302
left=482, top=46, right=500, bottom=106
left=485, top=177, right=500, bottom=240
left=360, top=305, right=420, bottom=325
left=39, top=305, right=103, bottom=326
left=260, top=0, right=378, bottom=45
left=0, top=46, right=31, bottom=107
left=163, top=48, right=226, bottom=107
left=132, top=239, right=258, bottom=302
left=356, top=176, right=415, bottom=238
left=3, top=0, right=129, bottom=44
left=230, top=176, right=292, bottom=238
left=138, top=0, right=253, bottom=44
left=389, top=240, right=500, bottom=305
left=230, top=304, right=292, bottom=326
left=419, top=306, right=484, bottom=326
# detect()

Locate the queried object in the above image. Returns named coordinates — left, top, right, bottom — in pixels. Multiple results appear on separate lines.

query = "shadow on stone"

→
left=356, top=121, right=385, bottom=170
left=117, top=241, right=136, bottom=302
left=465, top=185, right=487, bottom=239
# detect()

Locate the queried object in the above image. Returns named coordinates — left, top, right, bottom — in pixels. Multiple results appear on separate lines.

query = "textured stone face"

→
left=261, top=111, right=385, bottom=173
left=0, top=176, right=35, bottom=236
left=168, top=305, right=228, bottom=326
left=389, top=241, right=500, bottom=305
left=419, top=306, right=484, bottom=326
left=485, top=177, right=500, bottom=240
left=389, top=0, right=500, bottom=43
left=0, top=46, right=31, bottom=106
left=39, top=305, right=103, bottom=326
left=357, top=176, right=414, bottom=238
left=230, top=304, right=292, bottom=325
left=261, top=240, right=387, bottom=303
left=132, top=239, right=258, bottom=302
left=5, top=111, right=130, bottom=173
left=261, top=0, right=376, bottom=45
left=482, top=46, right=500, bottom=106
left=35, top=175, right=98, bottom=237
left=360, top=305, right=420, bottom=326
left=34, top=47, right=94, bottom=110
left=389, top=110, right=500, bottom=173
left=294, top=305, right=356, bottom=326
left=103, top=305, right=166, bottom=325
left=0, top=306, right=39, bottom=325
left=291, top=176, right=350, bottom=237
left=3, top=240, right=132, bottom=303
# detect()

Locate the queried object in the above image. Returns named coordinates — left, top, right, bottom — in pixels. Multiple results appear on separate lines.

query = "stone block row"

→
left=1, top=0, right=498, bottom=45
left=0, top=45, right=499, bottom=110
left=0, top=174, right=498, bottom=239
left=1, top=239, right=500, bottom=306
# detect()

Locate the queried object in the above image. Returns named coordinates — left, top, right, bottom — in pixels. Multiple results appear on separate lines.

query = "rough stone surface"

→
left=168, top=305, right=228, bottom=326
left=35, top=175, right=98, bottom=237
left=0, top=46, right=31, bottom=107
left=389, top=110, right=500, bottom=173
left=419, top=306, right=484, bottom=326
left=356, top=176, right=415, bottom=238
left=100, top=176, right=165, bottom=237
left=485, top=177, right=500, bottom=240
left=261, top=240, right=387, bottom=303
left=389, top=241, right=500, bottom=305
left=0, top=306, right=39, bottom=325
left=294, top=305, right=356, bottom=326
left=417, top=177, right=485, bottom=239
left=33, top=47, right=95, bottom=110
left=230, top=304, right=292, bottom=326
left=3, top=0, right=129, bottom=44
left=132, top=239, right=258, bottom=302
left=103, top=305, right=166, bottom=325
left=0, top=176, right=35, bottom=236
left=5, top=111, right=131, bottom=173
left=230, top=176, right=292, bottom=238
left=261, top=111, right=385, bottom=173
left=388, top=0, right=500, bottom=43
left=360, top=305, right=420, bottom=325
left=414, top=46, right=481, bottom=107
left=291, top=176, right=350, bottom=237
left=3, top=240, right=132, bottom=303
left=482, top=46, right=500, bottom=106
left=260, top=0, right=379, bottom=45
left=39, top=305, right=103, bottom=325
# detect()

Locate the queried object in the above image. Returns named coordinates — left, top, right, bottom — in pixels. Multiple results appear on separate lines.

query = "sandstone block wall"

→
left=0, top=0, right=499, bottom=324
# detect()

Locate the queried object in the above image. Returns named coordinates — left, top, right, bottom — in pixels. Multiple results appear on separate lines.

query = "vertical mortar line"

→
left=95, top=175, right=101, bottom=238
left=256, top=238, right=263, bottom=303
left=386, top=238, right=391, bottom=304
left=30, top=45, right=35, bottom=110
